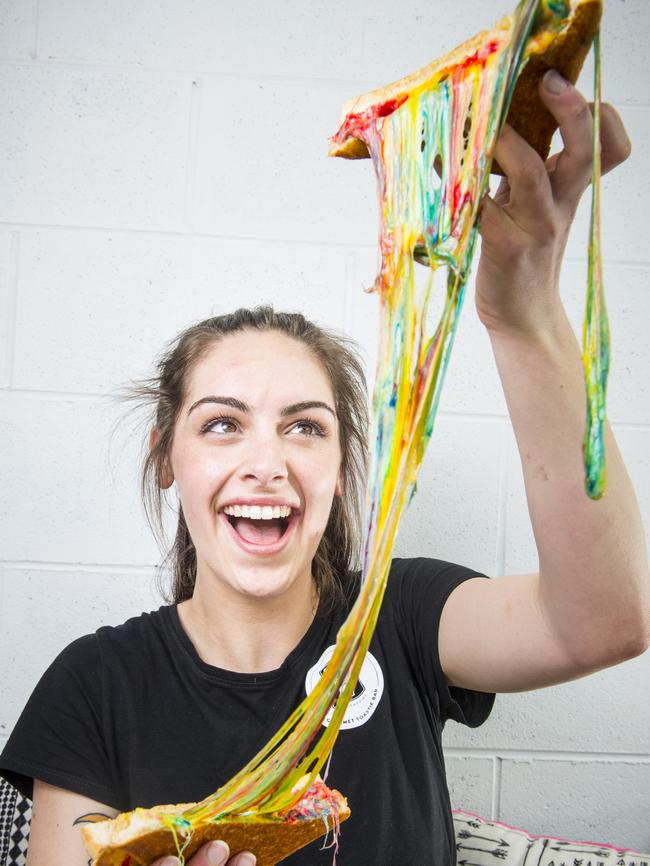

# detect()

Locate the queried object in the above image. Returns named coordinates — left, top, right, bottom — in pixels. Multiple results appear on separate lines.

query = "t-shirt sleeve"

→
left=0, top=634, right=117, bottom=806
left=391, top=557, right=496, bottom=727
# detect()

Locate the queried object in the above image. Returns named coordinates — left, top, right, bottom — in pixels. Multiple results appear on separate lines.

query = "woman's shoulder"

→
left=52, top=604, right=175, bottom=678
left=383, top=556, right=487, bottom=617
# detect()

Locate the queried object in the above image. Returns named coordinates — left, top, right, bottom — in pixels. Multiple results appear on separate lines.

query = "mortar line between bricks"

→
left=4, top=234, right=20, bottom=388
left=493, top=755, right=502, bottom=821
left=183, top=78, right=202, bottom=228
left=0, top=388, right=108, bottom=402
left=0, top=220, right=379, bottom=250
left=1, top=220, right=650, bottom=271
left=30, top=0, right=40, bottom=60
left=494, top=421, right=509, bottom=577
left=1, top=55, right=649, bottom=113
left=0, top=57, right=385, bottom=92
left=444, top=748, right=650, bottom=762
left=0, top=565, right=5, bottom=652
left=1, top=560, right=159, bottom=575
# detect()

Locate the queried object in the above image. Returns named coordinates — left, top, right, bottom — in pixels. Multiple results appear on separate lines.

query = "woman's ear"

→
left=335, top=470, right=344, bottom=497
left=149, top=428, right=174, bottom=489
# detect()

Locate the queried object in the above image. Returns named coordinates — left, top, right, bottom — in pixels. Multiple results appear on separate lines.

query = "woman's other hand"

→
left=153, top=841, right=256, bottom=866
left=476, top=69, right=631, bottom=337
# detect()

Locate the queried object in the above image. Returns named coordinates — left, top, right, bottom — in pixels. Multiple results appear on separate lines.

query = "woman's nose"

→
left=238, top=432, right=288, bottom=485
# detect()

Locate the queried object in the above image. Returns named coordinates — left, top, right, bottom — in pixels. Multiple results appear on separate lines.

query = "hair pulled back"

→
left=128, top=306, right=368, bottom=609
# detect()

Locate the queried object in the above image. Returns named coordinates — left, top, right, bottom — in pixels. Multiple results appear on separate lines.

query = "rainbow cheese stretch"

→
left=161, top=1, right=606, bottom=857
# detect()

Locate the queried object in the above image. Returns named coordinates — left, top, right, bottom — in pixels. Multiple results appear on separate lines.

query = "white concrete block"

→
left=343, top=246, right=380, bottom=394
left=0, top=231, right=14, bottom=387
left=561, top=260, right=650, bottom=426
left=0, top=394, right=160, bottom=565
left=599, top=0, right=650, bottom=107
left=437, top=265, right=508, bottom=418
left=445, top=755, right=494, bottom=817
left=192, top=76, right=378, bottom=246
left=615, top=426, right=650, bottom=551
left=0, top=0, right=34, bottom=59
left=0, top=65, right=190, bottom=229
left=37, top=0, right=366, bottom=81
left=345, top=244, right=509, bottom=418
left=445, top=647, right=650, bottom=753
left=393, top=415, right=505, bottom=577
left=361, top=0, right=498, bottom=84
left=0, top=566, right=161, bottom=735
left=564, top=106, right=649, bottom=266
left=11, top=229, right=348, bottom=394
left=499, top=758, right=650, bottom=852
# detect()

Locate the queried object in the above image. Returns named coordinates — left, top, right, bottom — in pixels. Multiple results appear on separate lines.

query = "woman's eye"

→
left=292, top=419, right=325, bottom=437
left=203, top=417, right=237, bottom=434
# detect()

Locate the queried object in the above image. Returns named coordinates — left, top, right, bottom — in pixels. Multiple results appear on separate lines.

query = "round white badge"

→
left=304, top=645, right=384, bottom=729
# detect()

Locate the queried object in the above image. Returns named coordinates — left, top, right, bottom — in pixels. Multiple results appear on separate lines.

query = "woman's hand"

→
left=475, top=69, right=631, bottom=338
left=152, top=841, right=256, bottom=866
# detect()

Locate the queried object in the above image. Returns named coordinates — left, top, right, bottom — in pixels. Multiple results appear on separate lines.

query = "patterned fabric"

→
left=453, top=810, right=650, bottom=866
left=1, top=781, right=648, bottom=866
left=0, top=779, right=30, bottom=866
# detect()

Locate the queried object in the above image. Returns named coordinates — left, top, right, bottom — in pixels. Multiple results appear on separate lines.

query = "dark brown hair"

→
left=124, top=306, right=368, bottom=609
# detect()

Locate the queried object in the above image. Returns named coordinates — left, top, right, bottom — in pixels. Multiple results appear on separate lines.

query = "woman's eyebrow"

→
left=281, top=400, right=336, bottom=418
left=187, top=395, right=249, bottom=416
left=187, top=396, right=336, bottom=418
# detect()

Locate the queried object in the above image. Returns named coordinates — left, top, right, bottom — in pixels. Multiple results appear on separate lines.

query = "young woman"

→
left=1, top=73, right=648, bottom=866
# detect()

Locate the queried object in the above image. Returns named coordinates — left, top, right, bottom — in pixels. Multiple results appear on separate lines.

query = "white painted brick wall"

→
left=1, top=0, right=648, bottom=851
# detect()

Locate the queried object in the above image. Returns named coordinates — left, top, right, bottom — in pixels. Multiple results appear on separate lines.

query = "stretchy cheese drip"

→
left=583, top=32, right=608, bottom=499
left=157, top=2, right=605, bottom=859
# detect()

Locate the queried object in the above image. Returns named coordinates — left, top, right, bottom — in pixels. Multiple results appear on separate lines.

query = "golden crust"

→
left=328, top=0, right=602, bottom=165
left=82, top=794, right=350, bottom=866
left=502, top=0, right=601, bottom=166
left=329, top=17, right=511, bottom=158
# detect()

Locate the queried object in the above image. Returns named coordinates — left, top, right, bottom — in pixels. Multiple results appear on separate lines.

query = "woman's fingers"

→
left=492, top=124, right=554, bottom=217
left=536, top=72, right=631, bottom=207
left=538, top=70, right=594, bottom=206
left=152, top=839, right=256, bottom=866
left=599, top=102, right=632, bottom=175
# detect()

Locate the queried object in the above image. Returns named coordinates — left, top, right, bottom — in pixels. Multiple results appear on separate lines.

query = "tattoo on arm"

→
left=73, top=812, right=112, bottom=826
left=72, top=814, right=113, bottom=866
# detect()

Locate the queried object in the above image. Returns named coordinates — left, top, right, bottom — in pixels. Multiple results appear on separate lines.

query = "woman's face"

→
left=167, top=330, right=343, bottom=603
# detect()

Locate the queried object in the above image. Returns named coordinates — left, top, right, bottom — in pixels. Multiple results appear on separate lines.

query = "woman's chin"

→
left=222, top=562, right=311, bottom=604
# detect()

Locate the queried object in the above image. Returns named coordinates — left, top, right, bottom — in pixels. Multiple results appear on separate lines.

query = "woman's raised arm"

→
left=438, top=71, right=649, bottom=694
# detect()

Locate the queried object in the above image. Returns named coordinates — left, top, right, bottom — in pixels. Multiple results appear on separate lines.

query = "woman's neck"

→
left=177, top=571, right=319, bottom=674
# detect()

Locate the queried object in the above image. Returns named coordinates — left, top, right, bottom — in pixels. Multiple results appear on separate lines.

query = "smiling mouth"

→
left=225, top=513, right=291, bottom=545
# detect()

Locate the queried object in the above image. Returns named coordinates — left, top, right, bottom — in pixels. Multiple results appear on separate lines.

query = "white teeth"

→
left=223, top=504, right=292, bottom=519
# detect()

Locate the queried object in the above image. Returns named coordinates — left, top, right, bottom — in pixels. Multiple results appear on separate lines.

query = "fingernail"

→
left=207, top=841, right=229, bottom=865
left=159, top=859, right=180, bottom=866
left=234, top=855, right=256, bottom=866
left=544, top=69, right=569, bottom=94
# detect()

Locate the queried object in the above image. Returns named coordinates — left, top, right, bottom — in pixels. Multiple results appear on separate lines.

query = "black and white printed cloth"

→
left=0, top=779, right=30, bottom=866
left=453, top=811, right=650, bottom=866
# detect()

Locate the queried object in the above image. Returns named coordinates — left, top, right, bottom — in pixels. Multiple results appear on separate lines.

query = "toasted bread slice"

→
left=81, top=779, right=350, bottom=866
left=329, top=0, right=601, bottom=164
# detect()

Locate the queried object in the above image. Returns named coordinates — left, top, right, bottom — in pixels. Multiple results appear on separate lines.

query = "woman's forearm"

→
left=489, top=304, right=650, bottom=669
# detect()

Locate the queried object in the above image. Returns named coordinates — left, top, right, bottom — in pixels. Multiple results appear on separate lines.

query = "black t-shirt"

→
left=0, top=558, right=495, bottom=865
